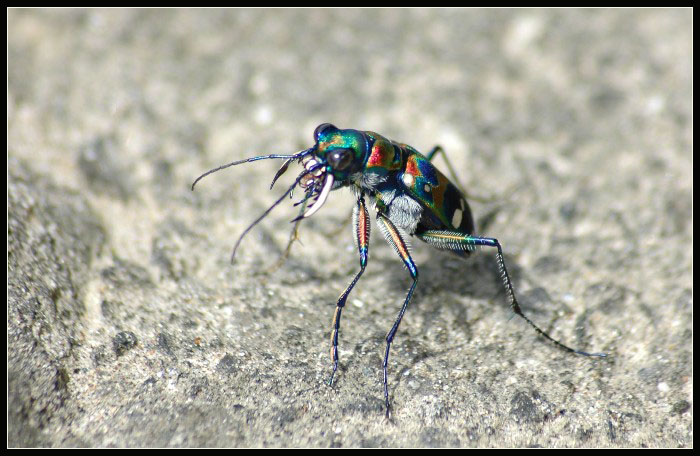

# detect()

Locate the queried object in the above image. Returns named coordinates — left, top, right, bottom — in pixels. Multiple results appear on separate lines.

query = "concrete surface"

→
left=8, top=9, right=692, bottom=447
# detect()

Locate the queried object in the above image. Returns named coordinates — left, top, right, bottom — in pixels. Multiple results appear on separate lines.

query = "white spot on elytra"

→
left=402, top=173, right=414, bottom=186
left=452, top=208, right=462, bottom=228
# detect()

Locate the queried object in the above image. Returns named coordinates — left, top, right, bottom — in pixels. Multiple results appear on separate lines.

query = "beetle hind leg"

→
left=417, top=230, right=607, bottom=358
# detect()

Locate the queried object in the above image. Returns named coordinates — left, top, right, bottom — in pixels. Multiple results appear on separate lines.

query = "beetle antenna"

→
left=191, top=148, right=313, bottom=191
left=230, top=163, right=323, bottom=264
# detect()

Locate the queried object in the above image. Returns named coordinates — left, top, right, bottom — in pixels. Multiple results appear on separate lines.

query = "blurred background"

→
left=8, top=9, right=691, bottom=447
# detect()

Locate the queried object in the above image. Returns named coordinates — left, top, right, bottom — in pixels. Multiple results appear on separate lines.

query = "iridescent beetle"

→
left=192, top=124, right=606, bottom=416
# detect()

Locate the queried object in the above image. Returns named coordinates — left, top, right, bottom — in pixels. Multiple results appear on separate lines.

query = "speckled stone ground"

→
left=8, top=9, right=691, bottom=447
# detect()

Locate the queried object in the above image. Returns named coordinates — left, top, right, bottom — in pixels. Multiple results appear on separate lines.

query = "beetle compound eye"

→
left=314, top=123, right=336, bottom=141
left=328, top=148, right=353, bottom=171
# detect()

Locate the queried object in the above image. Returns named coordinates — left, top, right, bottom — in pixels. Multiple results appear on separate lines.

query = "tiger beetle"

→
left=191, top=124, right=607, bottom=417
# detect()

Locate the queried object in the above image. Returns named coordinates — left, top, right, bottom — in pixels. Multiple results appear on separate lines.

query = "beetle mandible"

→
left=192, top=123, right=607, bottom=417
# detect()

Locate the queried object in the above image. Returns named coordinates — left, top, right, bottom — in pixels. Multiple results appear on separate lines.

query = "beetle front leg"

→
left=266, top=198, right=309, bottom=273
left=416, top=230, right=607, bottom=358
left=328, top=193, right=370, bottom=387
left=376, top=212, right=419, bottom=417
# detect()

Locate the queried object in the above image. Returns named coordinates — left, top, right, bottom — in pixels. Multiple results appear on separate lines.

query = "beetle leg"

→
left=265, top=198, right=309, bottom=273
left=376, top=212, right=419, bottom=417
left=416, top=230, right=606, bottom=358
left=426, top=145, right=469, bottom=196
left=328, top=193, right=370, bottom=387
left=426, top=145, right=510, bottom=205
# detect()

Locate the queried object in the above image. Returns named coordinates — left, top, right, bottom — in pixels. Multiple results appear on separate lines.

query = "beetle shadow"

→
left=247, top=217, right=343, bottom=282
left=372, top=244, right=538, bottom=338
